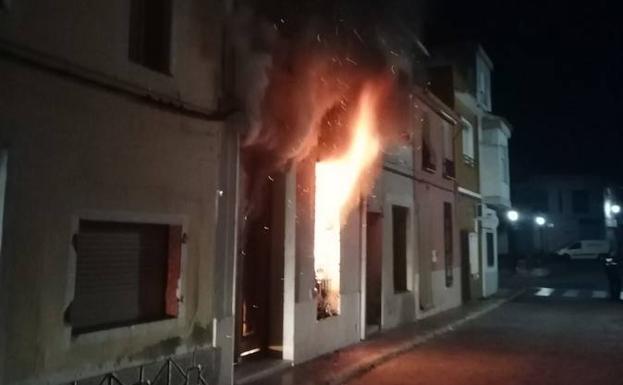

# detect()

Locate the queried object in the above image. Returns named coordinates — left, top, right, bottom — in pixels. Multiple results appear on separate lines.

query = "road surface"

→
left=349, top=262, right=623, bottom=385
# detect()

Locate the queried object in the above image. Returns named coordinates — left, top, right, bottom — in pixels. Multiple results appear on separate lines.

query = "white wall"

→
left=0, top=58, right=227, bottom=385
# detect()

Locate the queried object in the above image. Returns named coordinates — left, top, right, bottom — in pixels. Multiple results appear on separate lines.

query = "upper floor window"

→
left=442, top=121, right=455, bottom=179
left=572, top=190, right=590, bottom=214
left=476, top=56, right=492, bottom=111
left=129, top=0, right=173, bottom=74
left=461, top=117, right=475, bottom=165
left=501, top=152, right=509, bottom=184
left=422, top=113, right=436, bottom=172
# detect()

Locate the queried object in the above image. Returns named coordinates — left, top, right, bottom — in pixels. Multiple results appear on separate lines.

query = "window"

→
left=422, top=113, right=436, bottom=172
left=486, top=232, right=495, bottom=267
left=0, top=150, right=6, bottom=253
left=443, top=202, right=454, bottom=287
left=461, top=118, right=475, bottom=163
left=501, top=152, right=509, bottom=184
left=392, top=206, right=408, bottom=292
left=529, top=189, right=549, bottom=213
left=129, top=0, right=172, bottom=73
left=572, top=190, right=590, bottom=214
left=442, top=121, right=455, bottom=179
left=70, top=220, right=182, bottom=334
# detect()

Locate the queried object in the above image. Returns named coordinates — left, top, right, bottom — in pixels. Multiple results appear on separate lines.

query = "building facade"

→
left=512, top=175, right=607, bottom=256
left=429, top=43, right=511, bottom=299
left=0, top=1, right=237, bottom=384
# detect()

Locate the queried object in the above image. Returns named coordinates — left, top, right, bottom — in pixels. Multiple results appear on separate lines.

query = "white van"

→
left=555, top=240, right=610, bottom=260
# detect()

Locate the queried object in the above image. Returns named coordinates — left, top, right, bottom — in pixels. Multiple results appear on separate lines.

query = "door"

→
left=482, top=230, right=498, bottom=297
left=365, top=212, right=383, bottom=335
left=236, top=175, right=285, bottom=361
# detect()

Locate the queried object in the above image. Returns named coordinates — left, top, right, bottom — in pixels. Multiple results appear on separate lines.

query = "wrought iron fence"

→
left=70, top=356, right=211, bottom=385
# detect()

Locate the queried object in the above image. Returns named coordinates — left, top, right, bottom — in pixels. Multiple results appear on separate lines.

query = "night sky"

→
left=426, top=1, right=623, bottom=182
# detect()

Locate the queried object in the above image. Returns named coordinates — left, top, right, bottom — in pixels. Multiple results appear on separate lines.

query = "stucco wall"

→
left=379, top=170, right=417, bottom=330
left=0, top=0, right=225, bottom=110
left=0, top=59, right=226, bottom=385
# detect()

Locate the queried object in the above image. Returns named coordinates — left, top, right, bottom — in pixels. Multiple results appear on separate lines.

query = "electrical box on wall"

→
left=469, top=232, right=479, bottom=276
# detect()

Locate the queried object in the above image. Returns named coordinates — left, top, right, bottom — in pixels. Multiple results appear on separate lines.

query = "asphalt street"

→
left=348, top=261, right=623, bottom=385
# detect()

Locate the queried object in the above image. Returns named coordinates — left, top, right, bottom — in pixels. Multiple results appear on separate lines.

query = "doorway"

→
left=365, top=212, right=383, bottom=335
left=235, top=175, right=285, bottom=362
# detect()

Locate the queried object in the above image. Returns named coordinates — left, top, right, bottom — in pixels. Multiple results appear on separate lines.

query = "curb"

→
left=325, top=289, right=526, bottom=385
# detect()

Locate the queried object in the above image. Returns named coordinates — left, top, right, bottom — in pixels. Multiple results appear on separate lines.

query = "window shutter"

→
left=166, top=226, right=182, bottom=317
left=72, top=221, right=172, bottom=334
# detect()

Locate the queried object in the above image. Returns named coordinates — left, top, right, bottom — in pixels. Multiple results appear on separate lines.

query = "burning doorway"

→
left=236, top=173, right=286, bottom=361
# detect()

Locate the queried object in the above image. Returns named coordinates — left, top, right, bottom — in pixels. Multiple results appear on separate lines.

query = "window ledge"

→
left=70, top=317, right=182, bottom=347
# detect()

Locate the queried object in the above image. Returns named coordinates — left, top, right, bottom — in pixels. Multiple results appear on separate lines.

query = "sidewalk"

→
left=239, top=288, right=524, bottom=385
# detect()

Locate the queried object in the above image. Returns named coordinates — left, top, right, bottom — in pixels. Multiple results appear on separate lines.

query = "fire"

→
left=314, top=84, right=382, bottom=318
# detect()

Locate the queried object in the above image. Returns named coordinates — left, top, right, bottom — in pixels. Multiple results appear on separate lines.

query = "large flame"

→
left=314, top=84, right=382, bottom=317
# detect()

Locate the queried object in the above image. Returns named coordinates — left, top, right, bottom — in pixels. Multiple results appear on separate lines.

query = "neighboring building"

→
left=480, top=115, right=512, bottom=276
left=0, top=1, right=237, bottom=385
left=411, top=89, right=462, bottom=317
left=513, top=175, right=607, bottom=256
left=365, top=87, right=461, bottom=336
left=428, top=43, right=510, bottom=298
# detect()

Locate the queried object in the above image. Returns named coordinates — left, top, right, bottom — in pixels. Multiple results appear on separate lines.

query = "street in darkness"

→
left=349, top=262, right=623, bottom=385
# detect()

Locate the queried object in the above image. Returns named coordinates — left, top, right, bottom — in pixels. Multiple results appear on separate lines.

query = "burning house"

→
left=0, top=0, right=486, bottom=384
left=232, top=5, right=464, bottom=378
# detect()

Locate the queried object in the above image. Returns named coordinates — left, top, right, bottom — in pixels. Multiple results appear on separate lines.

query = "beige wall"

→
left=0, top=0, right=226, bottom=110
left=412, top=95, right=462, bottom=319
left=0, top=58, right=227, bottom=385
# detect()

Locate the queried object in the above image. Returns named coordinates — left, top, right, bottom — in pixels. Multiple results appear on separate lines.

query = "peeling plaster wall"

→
left=0, top=58, right=228, bottom=385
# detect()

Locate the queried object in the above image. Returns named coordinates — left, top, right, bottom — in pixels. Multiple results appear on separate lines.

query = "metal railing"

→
left=70, top=357, right=211, bottom=385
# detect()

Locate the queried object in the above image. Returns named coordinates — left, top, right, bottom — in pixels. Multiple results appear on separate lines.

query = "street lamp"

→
left=507, top=210, right=520, bottom=222
left=535, top=216, right=546, bottom=226
left=612, top=204, right=621, bottom=215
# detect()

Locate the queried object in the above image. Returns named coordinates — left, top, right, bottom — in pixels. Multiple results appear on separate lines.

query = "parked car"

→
left=555, top=240, right=610, bottom=260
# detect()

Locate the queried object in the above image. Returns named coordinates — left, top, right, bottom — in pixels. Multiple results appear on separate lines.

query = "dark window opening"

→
left=70, top=220, right=182, bottom=335
left=527, top=189, right=549, bottom=213
left=572, top=190, right=590, bottom=214
left=443, top=202, right=454, bottom=287
left=442, top=122, right=455, bottom=179
left=392, top=206, right=408, bottom=292
left=486, top=232, right=495, bottom=267
left=129, top=0, right=172, bottom=73
left=422, top=113, right=436, bottom=172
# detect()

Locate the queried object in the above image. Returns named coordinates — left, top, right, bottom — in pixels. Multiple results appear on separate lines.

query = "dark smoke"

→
left=233, top=1, right=420, bottom=218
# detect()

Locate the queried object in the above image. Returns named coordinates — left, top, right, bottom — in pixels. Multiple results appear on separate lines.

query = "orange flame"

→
left=314, top=83, right=382, bottom=316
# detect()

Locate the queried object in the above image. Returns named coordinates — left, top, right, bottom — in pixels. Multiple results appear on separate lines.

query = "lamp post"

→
left=535, top=216, right=547, bottom=257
